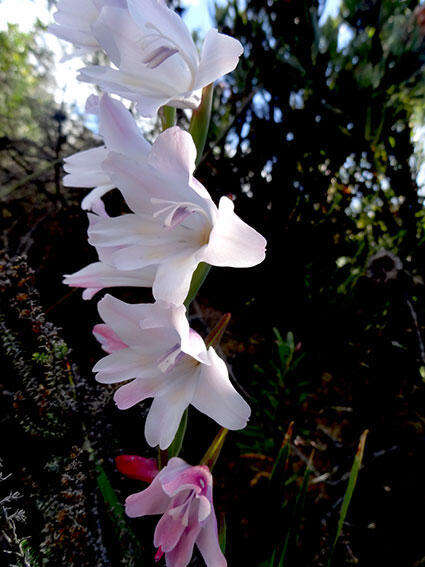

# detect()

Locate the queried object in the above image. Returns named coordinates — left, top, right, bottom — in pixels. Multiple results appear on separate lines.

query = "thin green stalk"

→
left=189, top=83, right=214, bottom=166
left=200, top=428, right=229, bottom=471
left=161, top=105, right=176, bottom=130
left=184, top=262, right=211, bottom=308
left=327, top=430, right=368, bottom=567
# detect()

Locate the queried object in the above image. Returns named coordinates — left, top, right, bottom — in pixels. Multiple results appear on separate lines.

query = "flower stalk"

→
left=189, top=83, right=214, bottom=166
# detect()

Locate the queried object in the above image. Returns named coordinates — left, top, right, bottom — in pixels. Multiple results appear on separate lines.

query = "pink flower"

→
left=116, top=455, right=159, bottom=483
left=89, top=126, right=266, bottom=306
left=77, top=0, right=243, bottom=117
left=93, top=294, right=251, bottom=449
left=126, top=457, right=226, bottom=567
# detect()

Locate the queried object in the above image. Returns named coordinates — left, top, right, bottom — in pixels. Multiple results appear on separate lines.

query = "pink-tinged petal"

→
left=164, top=523, right=202, bottom=567
left=161, top=465, right=212, bottom=498
left=97, top=294, right=154, bottom=346
left=149, top=126, right=196, bottom=181
left=81, top=185, right=115, bottom=216
left=195, top=28, right=243, bottom=90
left=144, top=370, right=198, bottom=449
left=138, top=303, right=208, bottom=365
left=99, top=94, right=151, bottom=158
left=63, top=261, right=156, bottom=298
left=83, top=287, right=101, bottom=300
left=113, top=370, right=171, bottom=410
left=93, top=323, right=128, bottom=353
left=153, top=251, right=198, bottom=307
left=154, top=507, right=188, bottom=553
left=192, top=347, right=251, bottom=430
left=115, top=455, right=158, bottom=482
left=201, top=196, right=266, bottom=268
left=196, top=508, right=227, bottom=567
left=125, top=475, right=171, bottom=518
left=93, top=348, right=149, bottom=384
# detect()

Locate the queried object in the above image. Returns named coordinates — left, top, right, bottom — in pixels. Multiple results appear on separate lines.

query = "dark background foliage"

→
left=1, top=1, right=425, bottom=566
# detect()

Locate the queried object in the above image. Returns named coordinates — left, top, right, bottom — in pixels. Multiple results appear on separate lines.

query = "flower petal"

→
left=115, top=455, right=159, bottom=482
left=144, top=369, right=198, bottom=449
left=125, top=476, right=171, bottom=518
left=99, top=94, right=151, bottom=158
left=195, top=28, right=243, bottom=90
left=201, top=196, right=266, bottom=268
left=93, top=323, right=128, bottom=353
left=153, top=251, right=198, bottom=306
left=63, top=261, right=156, bottom=299
left=192, top=347, right=251, bottom=430
left=196, top=508, right=227, bottom=567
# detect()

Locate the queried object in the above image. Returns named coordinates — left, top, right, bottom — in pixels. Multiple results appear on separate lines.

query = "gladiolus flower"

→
left=63, top=94, right=150, bottom=215
left=93, top=294, right=251, bottom=449
left=116, top=455, right=159, bottom=483
left=48, top=0, right=127, bottom=58
left=63, top=213, right=157, bottom=299
left=125, top=457, right=226, bottom=567
left=88, top=126, right=266, bottom=306
left=77, top=0, right=244, bottom=116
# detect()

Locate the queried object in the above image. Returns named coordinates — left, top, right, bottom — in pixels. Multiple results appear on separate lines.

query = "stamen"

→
left=143, top=46, right=179, bottom=69
left=155, top=547, right=165, bottom=562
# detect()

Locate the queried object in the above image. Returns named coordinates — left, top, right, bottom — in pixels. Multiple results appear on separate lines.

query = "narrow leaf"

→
left=205, top=313, right=231, bottom=347
left=200, top=427, right=229, bottom=471
left=328, top=429, right=368, bottom=566
left=167, top=408, right=188, bottom=459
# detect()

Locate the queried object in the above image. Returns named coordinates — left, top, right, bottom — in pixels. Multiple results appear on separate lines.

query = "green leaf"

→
left=167, top=408, right=188, bottom=460
left=328, top=430, right=368, bottom=566
left=218, top=512, right=227, bottom=553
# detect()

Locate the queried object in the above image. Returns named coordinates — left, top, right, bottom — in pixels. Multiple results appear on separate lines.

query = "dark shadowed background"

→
left=1, top=1, right=425, bottom=566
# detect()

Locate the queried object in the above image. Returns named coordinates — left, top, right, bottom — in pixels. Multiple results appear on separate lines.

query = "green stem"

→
left=161, top=105, right=176, bottom=130
left=189, top=83, right=214, bottom=166
left=184, top=262, right=211, bottom=308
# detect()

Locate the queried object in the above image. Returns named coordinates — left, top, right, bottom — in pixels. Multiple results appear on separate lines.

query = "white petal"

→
left=63, top=261, right=156, bottom=298
left=192, top=347, right=251, bottom=430
left=153, top=251, right=198, bottom=306
left=195, top=28, right=243, bottom=90
left=114, top=371, right=170, bottom=409
left=63, top=146, right=110, bottom=188
left=98, top=294, right=176, bottom=349
left=93, top=347, right=150, bottom=383
left=144, top=370, right=197, bottom=449
left=81, top=185, right=115, bottom=215
left=149, top=126, right=196, bottom=180
left=127, top=0, right=199, bottom=72
left=201, top=196, right=266, bottom=268
left=99, top=94, right=151, bottom=159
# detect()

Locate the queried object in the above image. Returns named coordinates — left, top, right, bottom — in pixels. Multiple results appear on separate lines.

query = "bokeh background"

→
left=1, top=1, right=425, bottom=566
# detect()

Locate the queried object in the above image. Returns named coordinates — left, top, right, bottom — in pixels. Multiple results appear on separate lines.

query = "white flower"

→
left=63, top=94, right=150, bottom=214
left=77, top=0, right=244, bottom=116
left=48, top=0, right=127, bottom=58
left=93, top=294, right=251, bottom=449
left=63, top=213, right=157, bottom=299
left=88, top=125, right=266, bottom=306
